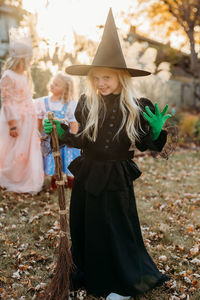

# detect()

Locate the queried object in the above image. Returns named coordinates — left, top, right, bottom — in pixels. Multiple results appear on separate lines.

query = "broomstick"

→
left=46, top=111, right=74, bottom=300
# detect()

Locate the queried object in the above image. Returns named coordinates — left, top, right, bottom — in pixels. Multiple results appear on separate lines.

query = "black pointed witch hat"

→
left=66, top=8, right=151, bottom=77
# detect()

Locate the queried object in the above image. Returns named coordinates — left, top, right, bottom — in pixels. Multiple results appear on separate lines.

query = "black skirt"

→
left=69, top=156, right=169, bottom=297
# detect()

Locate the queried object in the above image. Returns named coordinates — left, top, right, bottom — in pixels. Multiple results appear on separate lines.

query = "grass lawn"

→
left=0, top=149, right=199, bottom=299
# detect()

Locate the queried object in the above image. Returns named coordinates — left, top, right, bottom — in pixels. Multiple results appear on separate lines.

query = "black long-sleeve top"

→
left=59, top=94, right=167, bottom=195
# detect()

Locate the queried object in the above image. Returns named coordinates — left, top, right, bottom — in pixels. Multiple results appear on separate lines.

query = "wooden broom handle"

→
left=48, top=112, right=67, bottom=235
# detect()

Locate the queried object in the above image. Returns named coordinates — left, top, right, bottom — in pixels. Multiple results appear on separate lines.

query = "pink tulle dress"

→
left=0, top=69, right=44, bottom=193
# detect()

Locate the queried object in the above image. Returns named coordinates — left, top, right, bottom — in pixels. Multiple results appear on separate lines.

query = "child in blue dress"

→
left=34, top=72, right=80, bottom=189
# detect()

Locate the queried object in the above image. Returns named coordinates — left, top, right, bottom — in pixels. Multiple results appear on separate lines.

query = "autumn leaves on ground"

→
left=0, top=149, right=199, bottom=300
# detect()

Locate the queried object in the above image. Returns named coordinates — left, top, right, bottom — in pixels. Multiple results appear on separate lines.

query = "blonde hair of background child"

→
left=51, top=72, right=75, bottom=104
left=3, top=56, right=33, bottom=92
left=82, top=68, right=142, bottom=144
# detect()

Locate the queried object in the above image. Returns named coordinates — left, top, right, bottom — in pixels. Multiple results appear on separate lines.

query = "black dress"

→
left=60, top=94, right=169, bottom=297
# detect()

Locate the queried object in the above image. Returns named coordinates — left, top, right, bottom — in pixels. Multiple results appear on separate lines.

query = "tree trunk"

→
left=187, top=30, right=199, bottom=77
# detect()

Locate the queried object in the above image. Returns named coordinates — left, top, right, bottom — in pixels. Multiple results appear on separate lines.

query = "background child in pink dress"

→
left=34, top=72, right=80, bottom=190
left=0, top=28, right=44, bottom=194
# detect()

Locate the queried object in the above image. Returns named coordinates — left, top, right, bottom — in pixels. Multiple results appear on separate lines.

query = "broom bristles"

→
left=46, top=236, right=74, bottom=300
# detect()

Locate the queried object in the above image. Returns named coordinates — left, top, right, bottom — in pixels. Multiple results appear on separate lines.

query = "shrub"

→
left=194, top=120, right=200, bottom=142
left=31, top=63, right=52, bottom=99
left=179, top=113, right=199, bottom=139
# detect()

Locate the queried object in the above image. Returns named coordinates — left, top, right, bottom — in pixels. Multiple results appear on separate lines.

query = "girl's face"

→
left=92, top=68, right=121, bottom=96
left=50, top=77, right=65, bottom=97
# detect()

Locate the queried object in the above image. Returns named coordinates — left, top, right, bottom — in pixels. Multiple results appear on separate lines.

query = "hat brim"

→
left=65, top=65, right=151, bottom=77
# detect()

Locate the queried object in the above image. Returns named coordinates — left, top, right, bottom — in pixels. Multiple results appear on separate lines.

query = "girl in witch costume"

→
left=44, top=9, right=171, bottom=300
left=0, top=28, right=44, bottom=194
left=34, top=72, right=80, bottom=190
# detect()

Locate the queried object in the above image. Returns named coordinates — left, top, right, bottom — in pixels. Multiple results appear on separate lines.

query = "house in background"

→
left=126, top=26, right=200, bottom=108
left=0, top=4, right=25, bottom=73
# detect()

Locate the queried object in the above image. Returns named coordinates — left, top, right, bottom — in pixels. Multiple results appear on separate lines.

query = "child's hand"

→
left=9, top=127, right=18, bottom=138
left=143, top=103, right=171, bottom=140
left=44, top=119, right=65, bottom=139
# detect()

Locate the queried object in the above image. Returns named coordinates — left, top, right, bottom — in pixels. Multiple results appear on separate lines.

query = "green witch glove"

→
left=43, top=119, right=65, bottom=139
left=143, top=102, right=171, bottom=141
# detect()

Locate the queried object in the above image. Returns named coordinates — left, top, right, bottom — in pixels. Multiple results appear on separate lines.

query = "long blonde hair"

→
left=52, top=72, right=75, bottom=104
left=2, top=56, right=33, bottom=92
left=81, top=67, right=142, bottom=143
